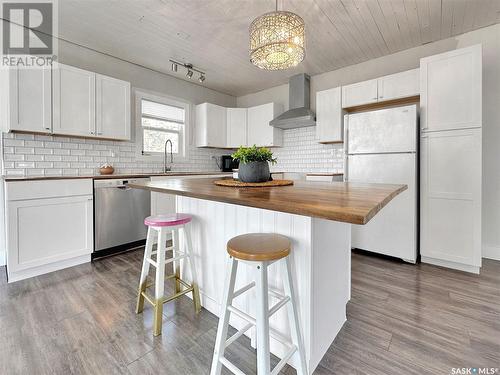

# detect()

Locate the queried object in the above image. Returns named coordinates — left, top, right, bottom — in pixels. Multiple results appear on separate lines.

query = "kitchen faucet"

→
left=164, top=139, right=173, bottom=172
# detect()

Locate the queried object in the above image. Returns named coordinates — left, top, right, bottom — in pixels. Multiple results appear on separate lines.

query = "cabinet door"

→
left=53, top=63, right=96, bottom=137
left=341, top=79, right=378, bottom=108
left=316, top=87, right=343, bottom=143
left=96, top=74, right=131, bottom=140
left=420, top=45, right=482, bottom=132
left=9, top=66, right=52, bottom=133
left=195, top=103, right=226, bottom=147
left=420, top=128, right=481, bottom=271
left=227, top=108, right=247, bottom=148
left=6, top=195, right=93, bottom=276
left=247, top=103, right=283, bottom=147
left=377, top=69, right=419, bottom=101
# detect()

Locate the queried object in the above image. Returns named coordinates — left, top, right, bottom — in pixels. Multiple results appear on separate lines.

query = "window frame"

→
left=135, top=89, right=191, bottom=162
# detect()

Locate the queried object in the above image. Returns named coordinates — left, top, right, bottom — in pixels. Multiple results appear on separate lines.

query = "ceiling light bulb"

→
left=171, top=62, right=178, bottom=72
left=186, top=69, right=193, bottom=78
left=198, top=74, right=205, bottom=83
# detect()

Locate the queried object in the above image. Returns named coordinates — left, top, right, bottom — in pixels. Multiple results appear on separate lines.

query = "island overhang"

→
left=128, top=177, right=407, bottom=225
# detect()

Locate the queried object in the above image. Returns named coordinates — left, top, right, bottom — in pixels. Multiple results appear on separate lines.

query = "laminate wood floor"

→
left=0, top=250, right=498, bottom=374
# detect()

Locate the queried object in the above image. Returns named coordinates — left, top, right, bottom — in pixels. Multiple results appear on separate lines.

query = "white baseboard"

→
left=482, top=244, right=500, bottom=261
left=421, top=256, right=480, bottom=274
left=7, top=254, right=91, bottom=283
left=0, top=250, right=5, bottom=267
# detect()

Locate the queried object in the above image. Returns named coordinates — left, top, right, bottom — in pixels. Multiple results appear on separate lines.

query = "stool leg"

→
left=153, top=227, right=167, bottom=336
left=172, top=228, right=181, bottom=293
left=281, top=257, right=308, bottom=375
left=183, top=224, right=201, bottom=313
left=210, top=257, right=238, bottom=375
left=136, top=227, right=155, bottom=314
left=255, top=261, right=271, bottom=375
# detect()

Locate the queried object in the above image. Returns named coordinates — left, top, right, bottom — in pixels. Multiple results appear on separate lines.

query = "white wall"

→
left=238, top=24, right=500, bottom=261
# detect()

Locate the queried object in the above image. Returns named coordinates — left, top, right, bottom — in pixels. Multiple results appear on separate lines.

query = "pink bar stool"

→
left=136, top=213, right=201, bottom=336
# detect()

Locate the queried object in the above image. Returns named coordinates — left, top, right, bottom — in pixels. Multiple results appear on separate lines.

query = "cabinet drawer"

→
left=6, top=179, right=93, bottom=201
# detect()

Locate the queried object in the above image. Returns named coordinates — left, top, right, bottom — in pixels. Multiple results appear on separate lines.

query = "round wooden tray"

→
left=214, top=179, right=294, bottom=188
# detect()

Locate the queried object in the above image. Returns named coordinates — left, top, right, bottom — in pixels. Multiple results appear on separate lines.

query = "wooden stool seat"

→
left=227, top=233, right=291, bottom=261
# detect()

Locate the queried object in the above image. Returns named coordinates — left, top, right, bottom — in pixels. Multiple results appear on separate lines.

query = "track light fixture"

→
left=169, top=59, right=206, bottom=83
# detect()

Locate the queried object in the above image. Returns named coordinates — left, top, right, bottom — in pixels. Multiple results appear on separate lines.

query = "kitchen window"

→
left=136, top=91, right=190, bottom=159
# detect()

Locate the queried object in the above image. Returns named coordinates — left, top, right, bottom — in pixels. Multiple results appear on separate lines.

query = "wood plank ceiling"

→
left=59, top=0, right=500, bottom=96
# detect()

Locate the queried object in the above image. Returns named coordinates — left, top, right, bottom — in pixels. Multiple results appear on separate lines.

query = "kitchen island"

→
left=129, top=178, right=406, bottom=374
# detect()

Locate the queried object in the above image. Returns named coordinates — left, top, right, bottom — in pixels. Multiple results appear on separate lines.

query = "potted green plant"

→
left=231, top=145, right=277, bottom=183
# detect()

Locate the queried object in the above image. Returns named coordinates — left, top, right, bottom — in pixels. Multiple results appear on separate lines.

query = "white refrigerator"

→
left=344, top=104, right=418, bottom=263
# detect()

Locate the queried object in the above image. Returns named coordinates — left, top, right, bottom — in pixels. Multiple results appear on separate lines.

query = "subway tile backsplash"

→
left=2, top=126, right=344, bottom=177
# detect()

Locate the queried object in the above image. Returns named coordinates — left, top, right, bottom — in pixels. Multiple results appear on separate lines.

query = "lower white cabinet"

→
left=5, top=179, right=93, bottom=282
left=420, top=128, right=482, bottom=273
left=247, top=103, right=284, bottom=147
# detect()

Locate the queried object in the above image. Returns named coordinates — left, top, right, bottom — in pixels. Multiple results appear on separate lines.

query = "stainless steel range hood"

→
left=270, top=73, right=316, bottom=129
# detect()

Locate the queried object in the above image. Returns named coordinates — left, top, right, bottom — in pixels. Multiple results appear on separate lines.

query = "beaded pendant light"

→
left=249, top=0, right=305, bottom=70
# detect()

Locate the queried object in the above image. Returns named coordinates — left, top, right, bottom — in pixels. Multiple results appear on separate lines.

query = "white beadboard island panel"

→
left=176, top=195, right=351, bottom=374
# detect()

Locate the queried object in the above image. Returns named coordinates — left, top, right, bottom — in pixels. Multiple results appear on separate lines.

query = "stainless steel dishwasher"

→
left=94, top=178, right=151, bottom=258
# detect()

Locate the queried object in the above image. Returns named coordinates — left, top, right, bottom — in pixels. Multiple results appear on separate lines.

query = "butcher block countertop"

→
left=128, top=177, right=407, bottom=225
left=3, top=171, right=231, bottom=182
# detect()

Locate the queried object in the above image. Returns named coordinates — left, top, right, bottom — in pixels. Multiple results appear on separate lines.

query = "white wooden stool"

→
left=211, top=233, right=307, bottom=375
left=136, top=213, right=201, bottom=336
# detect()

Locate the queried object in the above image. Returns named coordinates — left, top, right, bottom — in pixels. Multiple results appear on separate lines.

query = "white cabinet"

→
left=342, top=69, right=420, bottom=108
left=420, top=128, right=482, bottom=273
left=420, top=45, right=482, bottom=132
left=195, top=103, right=227, bottom=147
left=306, top=174, right=343, bottom=182
left=2, top=66, right=52, bottom=133
left=96, top=74, right=131, bottom=140
left=341, top=79, right=378, bottom=108
left=226, top=108, right=247, bottom=148
left=5, top=179, right=93, bottom=282
left=316, top=87, right=343, bottom=143
left=377, top=69, right=419, bottom=101
left=53, top=63, right=96, bottom=137
left=247, top=103, right=283, bottom=147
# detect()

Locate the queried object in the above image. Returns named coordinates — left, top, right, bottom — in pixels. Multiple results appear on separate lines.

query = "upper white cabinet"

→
left=377, top=69, right=419, bottom=102
left=2, top=62, right=131, bottom=140
left=226, top=108, right=247, bottom=148
left=53, top=63, right=96, bottom=137
left=342, top=79, right=378, bottom=108
left=96, top=74, right=131, bottom=140
left=2, top=66, right=52, bottom=133
left=195, top=102, right=282, bottom=148
left=196, top=103, right=227, bottom=148
left=316, top=87, right=343, bottom=143
left=420, top=45, right=482, bottom=132
left=247, top=103, right=283, bottom=147
left=342, top=69, right=420, bottom=108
